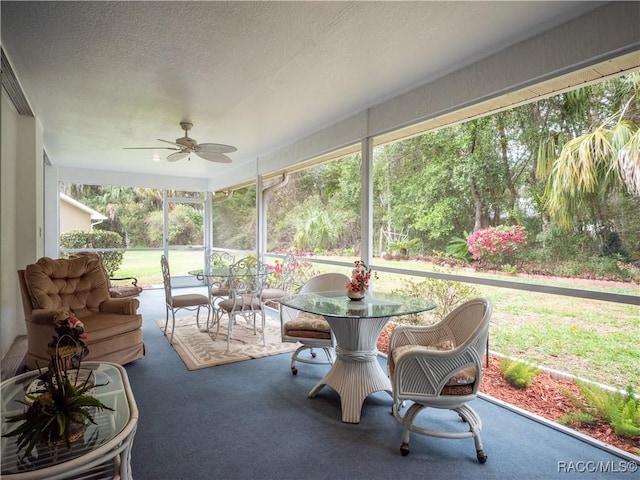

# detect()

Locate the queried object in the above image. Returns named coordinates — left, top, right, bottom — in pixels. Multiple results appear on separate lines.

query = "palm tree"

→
left=539, top=75, right=640, bottom=229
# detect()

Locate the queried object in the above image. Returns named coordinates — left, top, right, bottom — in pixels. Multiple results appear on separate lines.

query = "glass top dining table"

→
left=279, top=290, right=436, bottom=423
left=278, top=290, right=434, bottom=319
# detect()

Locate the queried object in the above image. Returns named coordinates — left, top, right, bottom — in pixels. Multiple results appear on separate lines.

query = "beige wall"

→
left=59, top=200, right=92, bottom=233
left=1, top=90, right=44, bottom=359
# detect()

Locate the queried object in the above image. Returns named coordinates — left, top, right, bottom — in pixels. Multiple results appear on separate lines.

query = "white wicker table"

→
left=1, top=362, right=138, bottom=480
left=279, top=290, right=435, bottom=423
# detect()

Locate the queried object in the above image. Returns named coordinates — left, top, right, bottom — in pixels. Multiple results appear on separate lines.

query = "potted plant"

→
left=2, top=313, right=112, bottom=458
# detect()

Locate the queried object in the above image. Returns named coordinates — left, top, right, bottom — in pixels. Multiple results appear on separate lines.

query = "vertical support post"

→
left=204, top=191, right=213, bottom=274
left=162, top=189, right=169, bottom=260
left=256, top=173, right=265, bottom=262
left=361, top=136, right=374, bottom=268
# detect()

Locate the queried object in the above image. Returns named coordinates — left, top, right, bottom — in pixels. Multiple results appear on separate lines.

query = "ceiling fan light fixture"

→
left=124, top=121, right=236, bottom=163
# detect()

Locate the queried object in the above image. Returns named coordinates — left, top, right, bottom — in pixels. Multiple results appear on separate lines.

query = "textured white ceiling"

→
left=1, top=1, right=601, bottom=180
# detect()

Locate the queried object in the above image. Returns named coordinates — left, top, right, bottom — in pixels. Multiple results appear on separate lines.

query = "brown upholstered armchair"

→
left=18, top=255, right=145, bottom=370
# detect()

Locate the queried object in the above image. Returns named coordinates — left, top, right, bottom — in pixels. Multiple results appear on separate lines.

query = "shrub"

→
left=467, top=225, right=527, bottom=268
left=499, top=358, right=541, bottom=389
left=391, top=274, right=480, bottom=325
left=445, top=232, right=472, bottom=261
left=388, top=238, right=421, bottom=258
left=559, top=380, right=640, bottom=437
left=559, top=382, right=640, bottom=438
left=60, top=230, right=124, bottom=276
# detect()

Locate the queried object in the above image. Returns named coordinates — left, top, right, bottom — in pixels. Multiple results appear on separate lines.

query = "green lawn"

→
left=116, top=251, right=639, bottom=391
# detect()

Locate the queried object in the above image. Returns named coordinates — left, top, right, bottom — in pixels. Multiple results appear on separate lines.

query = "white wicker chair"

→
left=388, top=298, right=492, bottom=463
left=279, top=273, right=350, bottom=375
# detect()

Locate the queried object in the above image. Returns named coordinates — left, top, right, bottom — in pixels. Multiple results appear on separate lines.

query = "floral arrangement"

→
left=49, top=312, right=89, bottom=369
left=2, top=356, right=112, bottom=457
left=2, top=312, right=110, bottom=457
left=52, top=312, right=88, bottom=345
left=346, top=260, right=377, bottom=293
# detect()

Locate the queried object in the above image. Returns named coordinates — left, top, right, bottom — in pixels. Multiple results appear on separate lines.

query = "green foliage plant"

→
left=2, top=359, right=113, bottom=458
left=559, top=381, right=640, bottom=438
left=388, top=238, right=421, bottom=258
left=499, top=358, right=541, bottom=389
left=291, top=195, right=346, bottom=251
left=2, top=315, right=113, bottom=457
left=500, top=264, right=518, bottom=274
left=60, top=230, right=124, bottom=276
left=445, top=232, right=472, bottom=261
left=391, top=274, right=480, bottom=325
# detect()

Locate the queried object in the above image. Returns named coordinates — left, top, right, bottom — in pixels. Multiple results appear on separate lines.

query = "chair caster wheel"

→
left=311, top=352, right=317, bottom=358
left=291, top=367, right=298, bottom=375
left=400, top=443, right=410, bottom=456
left=477, top=450, right=487, bottom=464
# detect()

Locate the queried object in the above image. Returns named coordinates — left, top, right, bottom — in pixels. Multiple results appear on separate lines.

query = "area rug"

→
left=156, top=315, right=298, bottom=370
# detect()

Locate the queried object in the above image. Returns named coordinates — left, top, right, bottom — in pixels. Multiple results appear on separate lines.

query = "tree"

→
left=538, top=74, right=640, bottom=256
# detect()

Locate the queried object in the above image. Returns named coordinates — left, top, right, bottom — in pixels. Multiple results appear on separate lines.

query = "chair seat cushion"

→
left=261, top=287, right=288, bottom=301
left=210, top=286, right=230, bottom=296
left=80, top=312, right=143, bottom=342
left=109, top=285, right=142, bottom=298
left=171, top=293, right=210, bottom=308
left=446, top=366, right=476, bottom=386
left=218, top=296, right=262, bottom=311
left=284, top=312, right=331, bottom=339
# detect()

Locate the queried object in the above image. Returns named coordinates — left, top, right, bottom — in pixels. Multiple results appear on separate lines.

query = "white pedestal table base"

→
left=308, top=315, right=392, bottom=423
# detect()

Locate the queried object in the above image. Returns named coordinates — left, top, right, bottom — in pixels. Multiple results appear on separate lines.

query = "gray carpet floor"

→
left=123, top=288, right=638, bottom=480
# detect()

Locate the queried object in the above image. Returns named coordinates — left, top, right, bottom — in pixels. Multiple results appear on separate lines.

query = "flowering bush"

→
left=467, top=225, right=528, bottom=268
left=346, top=260, right=377, bottom=293
left=267, top=256, right=320, bottom=293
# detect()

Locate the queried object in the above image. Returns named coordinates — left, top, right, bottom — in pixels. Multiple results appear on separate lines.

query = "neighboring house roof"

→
left=59, top=193, right=107, bottom=220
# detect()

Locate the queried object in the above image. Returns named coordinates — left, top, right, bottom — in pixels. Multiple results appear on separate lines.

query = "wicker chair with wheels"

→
left=388, top=298, right=492, bottom=463
left=279, top=273, right=350, bottom=375
left=160, top=255, right=212, bottom=345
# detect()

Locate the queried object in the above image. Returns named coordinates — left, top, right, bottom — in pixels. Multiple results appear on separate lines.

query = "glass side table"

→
left=1, top=362, right=138, bottom=480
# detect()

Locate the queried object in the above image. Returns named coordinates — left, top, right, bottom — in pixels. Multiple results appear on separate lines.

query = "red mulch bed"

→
left=377, top=325, right=640, bottom=457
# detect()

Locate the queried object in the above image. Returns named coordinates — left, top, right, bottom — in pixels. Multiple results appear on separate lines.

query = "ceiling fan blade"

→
left=123, top=146, right=181, bottom=151
left=167, top=151, right=189, bottom=162
left=195, top=151, right=233, bottom=163
left=195, top=143, right=237, bottom=154
left=158, top=138, right=183, bottom=148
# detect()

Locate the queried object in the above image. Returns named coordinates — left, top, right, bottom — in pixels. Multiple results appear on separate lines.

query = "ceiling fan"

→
left=124, top=122, right=236, bottom=163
